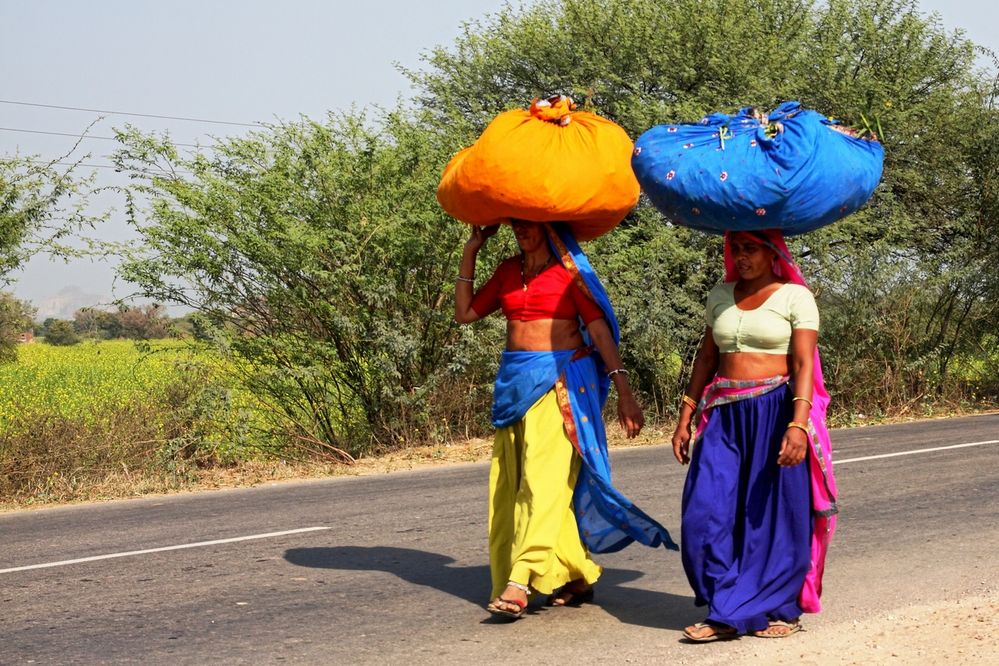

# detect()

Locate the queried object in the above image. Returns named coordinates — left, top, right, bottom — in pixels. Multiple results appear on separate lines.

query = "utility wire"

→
left=24, top=158, right=194, bottom=177
left=0, top=99, right=261, bottom=128
left=0, top=126, right=202, bottom=148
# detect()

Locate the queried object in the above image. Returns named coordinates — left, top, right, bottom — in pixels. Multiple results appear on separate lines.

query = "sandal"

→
left=546, top=582, right=595, bottom=607
left=487, top=596, right=527, bottom=620
left=682, top=621, right=738, bottom=642
left=752, top=619, right=802, bottom=638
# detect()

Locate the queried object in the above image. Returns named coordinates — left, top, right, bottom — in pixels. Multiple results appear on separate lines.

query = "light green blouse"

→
left=705, top=282, right=819, bottom=355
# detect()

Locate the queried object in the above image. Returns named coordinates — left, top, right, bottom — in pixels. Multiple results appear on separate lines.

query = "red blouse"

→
left=470, top=256, right=605, bottom=324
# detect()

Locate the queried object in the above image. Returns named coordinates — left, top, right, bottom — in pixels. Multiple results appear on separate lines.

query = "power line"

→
left=0, top=99, right=261, bottom=128
left=0, top=126, right=202, bottom=148
left=24, top=158, right=194, bottom=177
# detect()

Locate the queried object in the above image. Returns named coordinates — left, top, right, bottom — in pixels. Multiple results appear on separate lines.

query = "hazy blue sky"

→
left=1, top=0, right=510, bottom=313
left=2, top=0, right=996, bottom=315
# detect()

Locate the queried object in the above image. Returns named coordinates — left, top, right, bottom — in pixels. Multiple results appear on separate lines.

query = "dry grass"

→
left=3, top=402, right=995, bottom=514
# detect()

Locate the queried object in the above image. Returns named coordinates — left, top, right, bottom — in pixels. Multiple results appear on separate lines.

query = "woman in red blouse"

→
left=454, top=220, right=646, bottom=619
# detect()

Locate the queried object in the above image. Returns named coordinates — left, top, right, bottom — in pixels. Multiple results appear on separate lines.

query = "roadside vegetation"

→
left=2, top=0, right=997, bottom=508
left=0, top=340, right=262, bottom=505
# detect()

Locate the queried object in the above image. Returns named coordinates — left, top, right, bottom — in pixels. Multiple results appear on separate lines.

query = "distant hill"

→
left=35, top=286, right=113, bottom=320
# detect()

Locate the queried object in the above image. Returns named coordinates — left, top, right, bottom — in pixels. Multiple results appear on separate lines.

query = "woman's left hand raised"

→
left=617, top=394, right=644, bottom=439
left=777, top=427, right=808, bottom=466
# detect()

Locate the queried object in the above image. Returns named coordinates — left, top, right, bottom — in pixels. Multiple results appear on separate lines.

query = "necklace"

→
left=521, top=254, right=553, bottom=291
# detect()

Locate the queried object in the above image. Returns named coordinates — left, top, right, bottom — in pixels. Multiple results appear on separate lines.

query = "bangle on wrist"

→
left=792, top=396, right=813, bottom=407
left=456, top=275, right=474, bottom=283
left=607, top=368, right=629, bottom=378
left=681, top=395, right=698, bottom=410
left=787, top=421, right=809, bottom=434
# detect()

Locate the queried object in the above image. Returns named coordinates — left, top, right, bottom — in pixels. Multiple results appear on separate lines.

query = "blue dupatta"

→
left=491, top=223, right=677, bottom=554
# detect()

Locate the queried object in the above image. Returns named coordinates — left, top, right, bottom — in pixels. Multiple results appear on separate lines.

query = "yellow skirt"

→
left=488, top=387, right=602, bottom=599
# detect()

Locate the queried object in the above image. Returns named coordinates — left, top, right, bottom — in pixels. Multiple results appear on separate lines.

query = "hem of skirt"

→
left=769, top=600, right=805, bottom=622
left=505, top=562, right=603, bottom=597
left=707, top=600, right=803, bottom=635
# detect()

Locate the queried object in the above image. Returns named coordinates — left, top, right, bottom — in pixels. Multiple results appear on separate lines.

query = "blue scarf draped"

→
left=491, top=224, right=677, bottom=554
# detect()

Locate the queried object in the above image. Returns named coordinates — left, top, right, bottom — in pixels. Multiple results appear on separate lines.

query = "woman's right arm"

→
left=672, top=327, right=719, bottom=464
left=454, top=225, right=498, bottom=324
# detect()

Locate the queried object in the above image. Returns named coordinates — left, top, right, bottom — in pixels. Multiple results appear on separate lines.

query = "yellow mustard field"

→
left=0, top=340, right=283, bottom=505
left=0, top=340, right=249, bottom=435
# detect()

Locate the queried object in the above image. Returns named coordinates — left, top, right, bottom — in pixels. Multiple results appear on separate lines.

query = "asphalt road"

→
left=2, top=413, right=997, bottom=664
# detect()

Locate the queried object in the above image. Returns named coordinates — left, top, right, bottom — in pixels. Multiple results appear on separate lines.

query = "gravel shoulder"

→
left=689, top=592, right=999, bottom=666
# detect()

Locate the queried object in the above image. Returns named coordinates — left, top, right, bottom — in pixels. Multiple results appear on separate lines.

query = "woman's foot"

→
left=486, top=583, right=529, bottom=619
left=682, top=621, right=738, bottom=642
left=546, top=580, right=595, bottom=607
left=752, top=619, right=801, bottom=638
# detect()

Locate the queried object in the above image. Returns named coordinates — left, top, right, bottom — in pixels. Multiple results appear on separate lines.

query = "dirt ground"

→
left=681, top=592, right=999, bottom=666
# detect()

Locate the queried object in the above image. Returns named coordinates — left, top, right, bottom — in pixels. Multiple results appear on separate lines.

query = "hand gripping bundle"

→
left=630, top=101, right=884, bottom=236
left=436, top=96, right=640, bottom=241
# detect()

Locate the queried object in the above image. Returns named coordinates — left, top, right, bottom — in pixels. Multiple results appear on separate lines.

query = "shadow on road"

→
left=595, top=567, right=695, bottom=630
left=284, top=546, right=693, bottom=630
left=285, top=545, right=487, bottom=604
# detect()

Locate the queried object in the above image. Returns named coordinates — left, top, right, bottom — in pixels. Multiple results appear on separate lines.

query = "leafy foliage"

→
left=409, top=0, right=999, bottom=419
left=116, top=113, right=507, bottom=455
left=42, top=320, right=80, bottom=346
left=0, top=292, right=35, bottom=362
left=114, top=0, right=999, bottom=460
left=72, top=303, right=173, bottom=340
left=0, top=154, right=102, bottom=284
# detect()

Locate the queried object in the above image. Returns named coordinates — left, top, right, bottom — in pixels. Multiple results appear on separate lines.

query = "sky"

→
left=1, top=0, right=511, bottom=316
left=2, top=0, right=997, bottom=317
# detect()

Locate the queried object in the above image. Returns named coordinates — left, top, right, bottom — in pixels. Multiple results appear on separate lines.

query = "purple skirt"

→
left=681, top=384, right=811, bottom=634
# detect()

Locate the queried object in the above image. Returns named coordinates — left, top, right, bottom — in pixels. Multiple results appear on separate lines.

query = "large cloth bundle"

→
left=436, top=96, right=640, bottom=241
left=631, top=101, right=884, bottom=236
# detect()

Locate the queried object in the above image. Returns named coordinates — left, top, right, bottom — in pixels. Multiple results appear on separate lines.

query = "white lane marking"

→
left=836, top=439, right=999, bottom=466
left=0, top=526, right=330, bottom=575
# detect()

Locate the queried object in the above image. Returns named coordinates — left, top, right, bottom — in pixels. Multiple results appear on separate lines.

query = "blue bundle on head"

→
left=631, top=101, right=884, bottom=236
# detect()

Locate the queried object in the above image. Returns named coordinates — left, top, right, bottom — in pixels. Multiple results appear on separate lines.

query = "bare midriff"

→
left=506, top=319, right=585, bottom=351
left=717, top=352, right=791, bottom=380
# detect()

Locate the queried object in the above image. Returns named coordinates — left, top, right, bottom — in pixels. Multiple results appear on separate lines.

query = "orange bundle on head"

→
left=436, top=96, right=640, bottom=241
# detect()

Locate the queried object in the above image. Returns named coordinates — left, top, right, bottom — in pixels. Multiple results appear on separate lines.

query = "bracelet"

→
left=607, top=368, right=629, bottom=377
left=506, top=580, right=530, bottom=593
left=682, top=395, right=698, bottom=410
left=792, top=396, right=813, bottom=407
left=456, top=275, right=474, bottom=283
left=787, top=421, right=809, bottom=434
